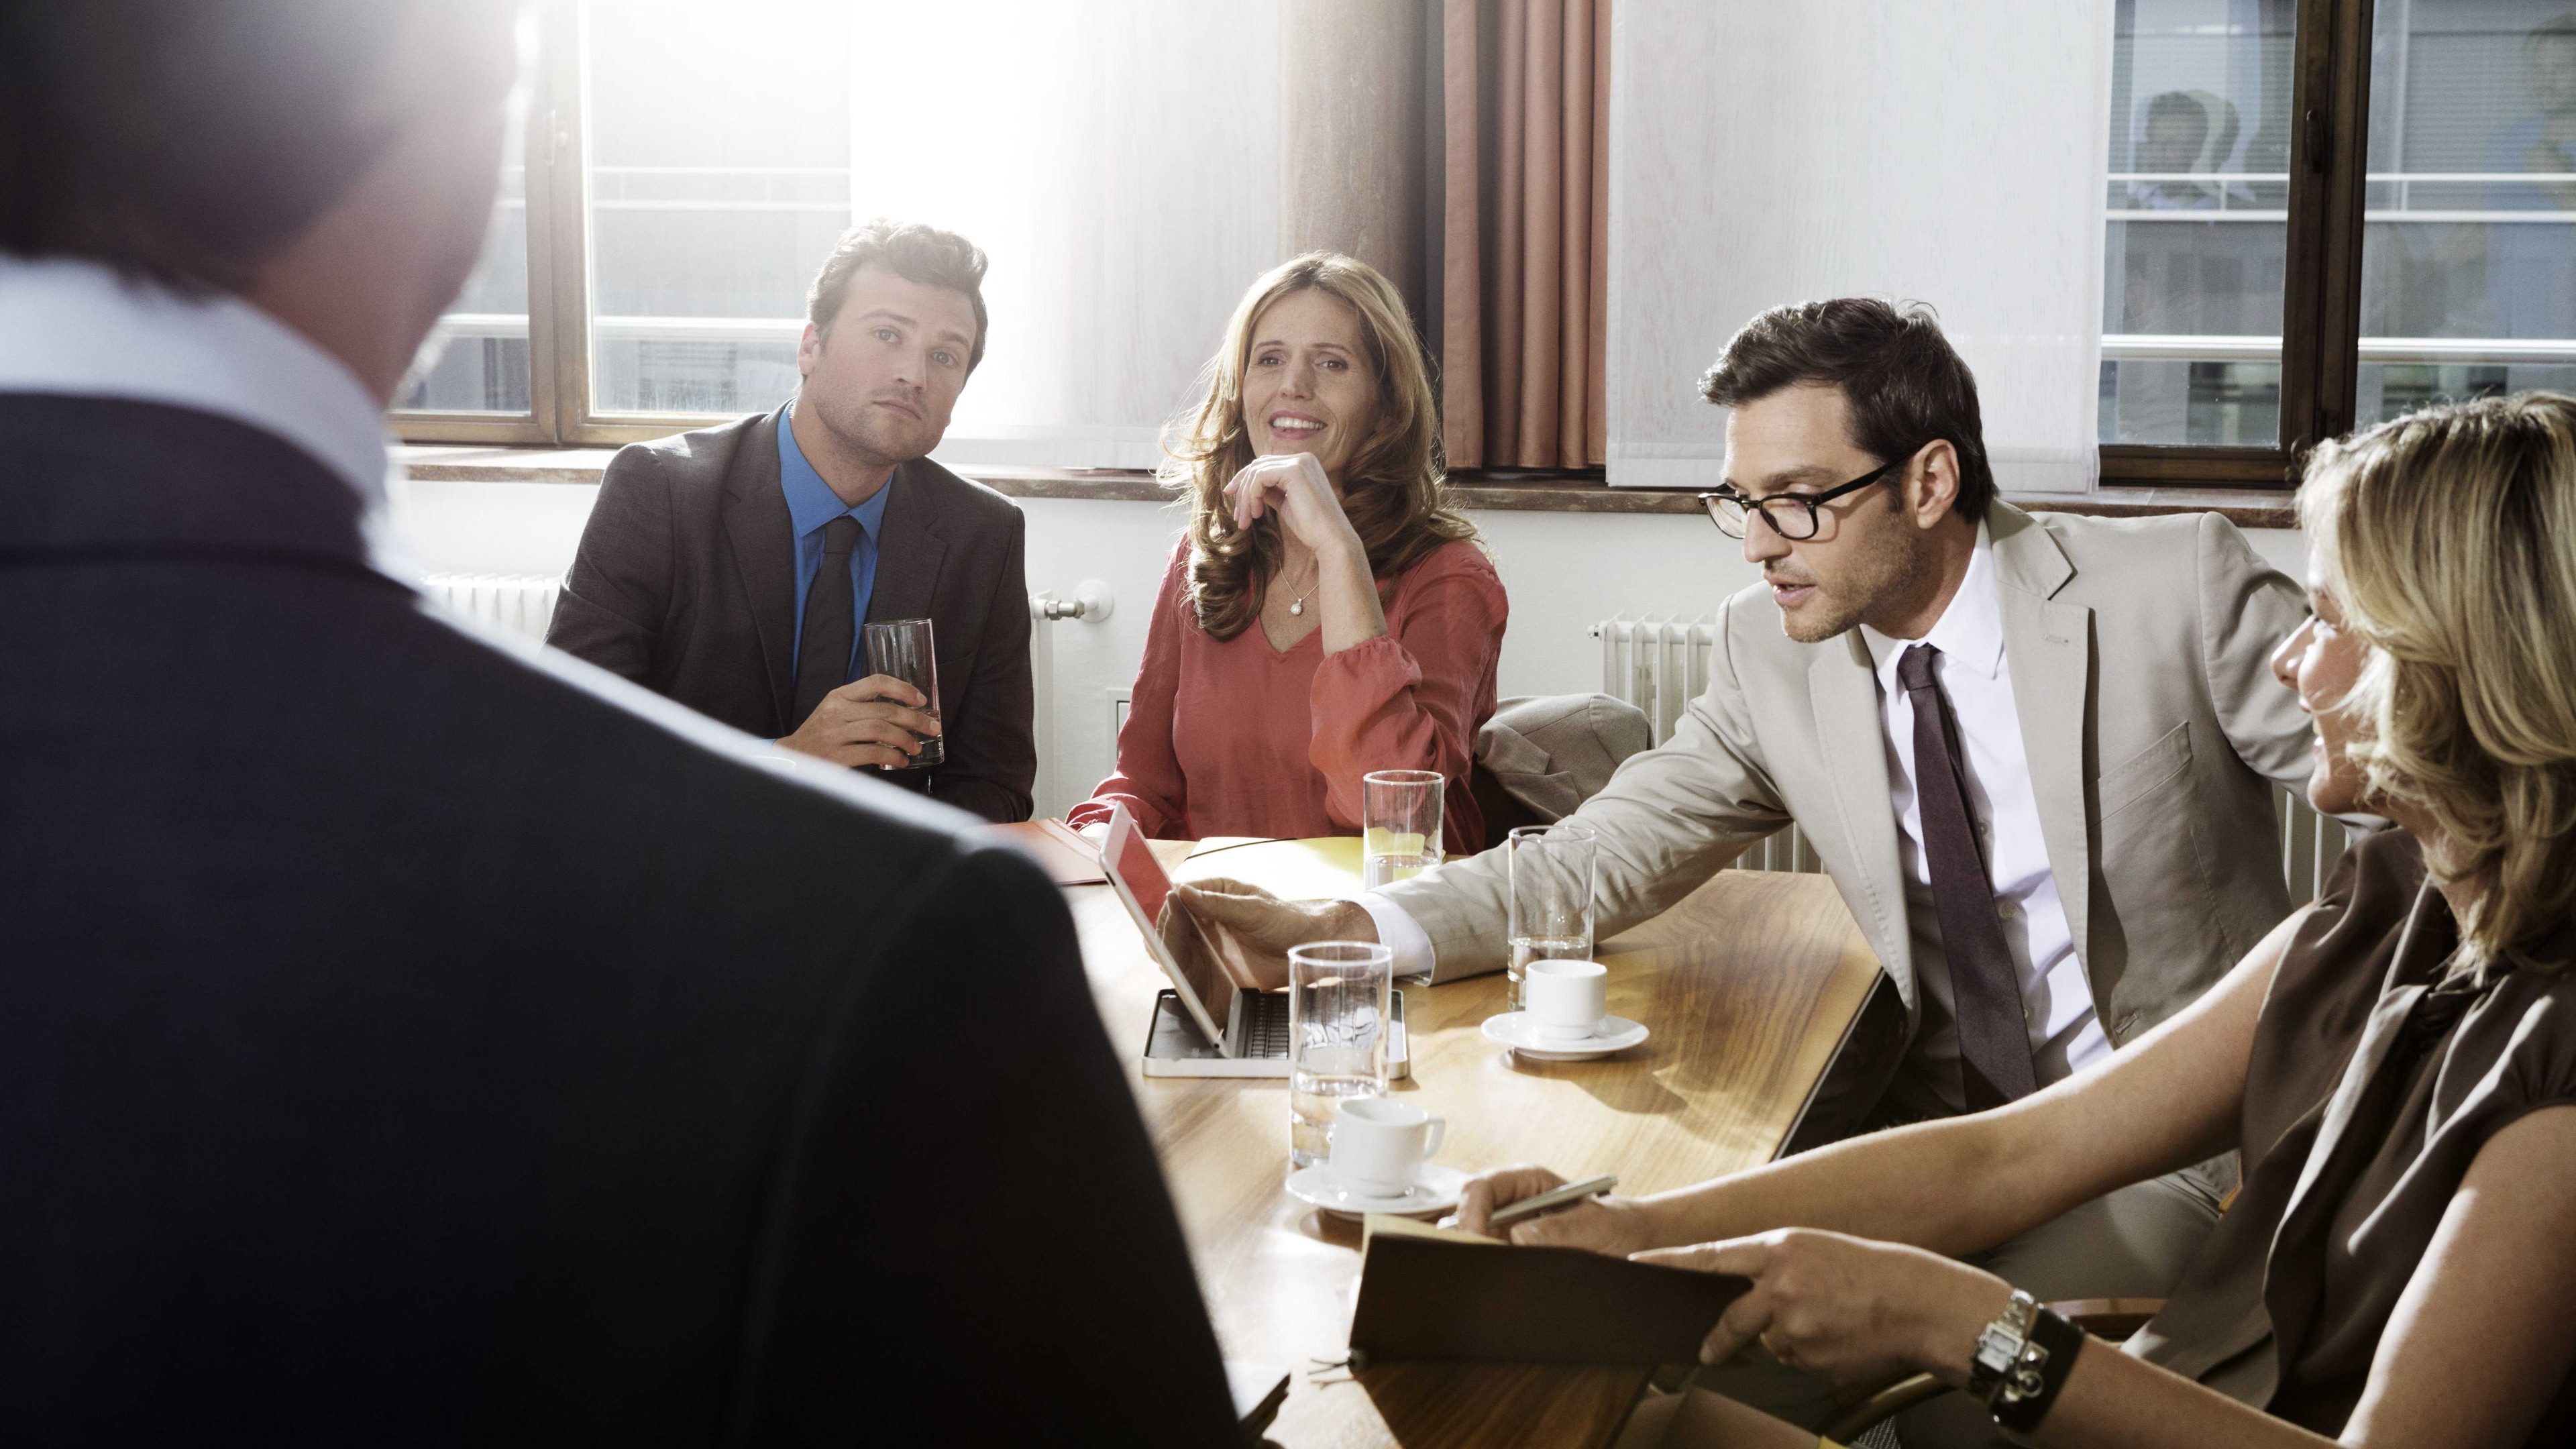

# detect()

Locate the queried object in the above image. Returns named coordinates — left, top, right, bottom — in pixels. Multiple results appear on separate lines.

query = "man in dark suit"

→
left=0, top=3, right=1232, bottom=1442
left=547, top=221, right=1037, bottom=823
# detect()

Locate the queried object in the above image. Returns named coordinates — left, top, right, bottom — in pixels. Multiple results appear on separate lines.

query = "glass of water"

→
left=1287, top=940, right=1393, bottom=1169
left=861, top=618, right=943, bottom=769
left=1507, top=822, right=1597, bottom=1012
left=1361, top=769, right=1444, bottom=890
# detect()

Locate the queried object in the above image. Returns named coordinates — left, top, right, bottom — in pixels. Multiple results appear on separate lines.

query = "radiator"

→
left=1590, top=614, right=2351, bottom=902
left=424, top=573, right=562, bottom=641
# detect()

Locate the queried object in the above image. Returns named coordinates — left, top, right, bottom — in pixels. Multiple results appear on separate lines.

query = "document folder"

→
left=1347, top=1216, right=1749, bottom=1366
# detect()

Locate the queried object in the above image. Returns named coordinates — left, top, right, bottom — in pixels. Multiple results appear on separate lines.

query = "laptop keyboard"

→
left=1241, top=991, right=1293, bottom=1058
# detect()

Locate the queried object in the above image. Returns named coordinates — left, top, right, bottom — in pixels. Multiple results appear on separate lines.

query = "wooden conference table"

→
left=1063, top=837, right=1880, bottom=1449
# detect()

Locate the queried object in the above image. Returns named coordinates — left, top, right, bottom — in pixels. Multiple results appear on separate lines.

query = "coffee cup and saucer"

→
left=1283, top=1097, right=1467, bottom=1218
left=1483, top=959, right=1650, bottom=1061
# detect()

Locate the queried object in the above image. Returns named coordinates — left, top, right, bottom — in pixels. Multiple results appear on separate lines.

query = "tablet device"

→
left=1099, top=804, right=1236, bottom=1051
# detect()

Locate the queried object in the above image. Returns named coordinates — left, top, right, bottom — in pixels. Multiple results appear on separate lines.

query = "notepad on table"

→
left=1346, top=1215, right=1750, bottom=1366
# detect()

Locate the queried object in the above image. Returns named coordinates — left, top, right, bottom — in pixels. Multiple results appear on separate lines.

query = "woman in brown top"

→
left=1456, top=393, right=2576, bottom=1448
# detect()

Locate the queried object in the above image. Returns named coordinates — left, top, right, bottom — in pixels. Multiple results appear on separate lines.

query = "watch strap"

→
left=1989, top=1305, right=2085, bottom=1433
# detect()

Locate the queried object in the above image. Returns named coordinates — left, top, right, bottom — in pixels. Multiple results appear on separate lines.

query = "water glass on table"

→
left=1507, top=821, right=1597, bottom=1012
left=1287, top=941, right=1394, bottom=1169
left=861, top=618, right=943, bottom=769
left=1360, top=769, right=1444, bottom=890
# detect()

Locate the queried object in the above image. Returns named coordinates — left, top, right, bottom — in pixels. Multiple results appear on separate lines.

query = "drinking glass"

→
left=1361, top=769, right=1444, bottom=889
left=861, top=618, right=943, bottom=769
left=1507, top=822, right=1597, bottom=1012
left=1287, top=941, right=1393, bottom=1169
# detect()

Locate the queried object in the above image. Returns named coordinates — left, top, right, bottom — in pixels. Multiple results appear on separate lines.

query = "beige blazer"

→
left=1383, top=502, right=2318, bottom=1130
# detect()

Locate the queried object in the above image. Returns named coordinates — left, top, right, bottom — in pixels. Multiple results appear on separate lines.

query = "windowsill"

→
left=394, top=446, right=2300, bottom=529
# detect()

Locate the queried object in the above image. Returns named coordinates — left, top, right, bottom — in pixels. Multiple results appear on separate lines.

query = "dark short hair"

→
left=0, top=1, right=515, bottom=295
left=1699, top=298, right=1998, bottom=523
left=806, top=219, right=991, bottom=372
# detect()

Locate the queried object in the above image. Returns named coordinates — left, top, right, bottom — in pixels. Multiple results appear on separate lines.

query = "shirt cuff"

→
left=1353, top=892, right=1436, bottom=977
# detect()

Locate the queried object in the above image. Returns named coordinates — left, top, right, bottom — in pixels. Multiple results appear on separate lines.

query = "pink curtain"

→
left=1442, top=0, right=1611, bottom=470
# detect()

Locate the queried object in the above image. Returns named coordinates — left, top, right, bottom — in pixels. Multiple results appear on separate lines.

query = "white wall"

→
left=388, top=477, right=2306, bottom=816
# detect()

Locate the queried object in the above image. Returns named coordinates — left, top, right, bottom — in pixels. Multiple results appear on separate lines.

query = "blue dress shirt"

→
left=780, top=402, right=892, bottom=682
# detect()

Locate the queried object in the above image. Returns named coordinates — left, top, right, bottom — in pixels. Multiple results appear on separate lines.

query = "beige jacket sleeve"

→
left=1378, top=591, right=1796, bottom=981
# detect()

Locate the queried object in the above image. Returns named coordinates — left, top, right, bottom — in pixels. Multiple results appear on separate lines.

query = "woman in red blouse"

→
left=1069, top=252, right=1507, bottom=853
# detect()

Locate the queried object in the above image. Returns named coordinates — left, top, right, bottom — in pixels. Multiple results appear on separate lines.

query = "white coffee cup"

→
left=1327, top=1097, right=1447, bottom=1196
left=1524, top=958, right=1609, bottom=1040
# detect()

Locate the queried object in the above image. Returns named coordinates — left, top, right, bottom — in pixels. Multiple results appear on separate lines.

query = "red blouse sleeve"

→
left=1067, top=543, right=1192, bottom=839
left=1307, top=543, right=1509, bottom=854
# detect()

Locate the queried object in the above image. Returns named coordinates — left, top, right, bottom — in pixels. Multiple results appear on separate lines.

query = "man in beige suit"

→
left=1179, top=300, right=2319, bottom=1434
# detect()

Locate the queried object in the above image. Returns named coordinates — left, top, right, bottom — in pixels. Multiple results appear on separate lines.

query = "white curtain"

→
left=1606, top=1, right=2115, bottom=492
left=855, top=2, right=1281, bottom=470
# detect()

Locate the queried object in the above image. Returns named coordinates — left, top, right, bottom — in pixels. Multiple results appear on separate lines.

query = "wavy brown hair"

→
left=2300, top=392, right=2576, bottom=976
left=1164, top=252, right=1473, bottom=641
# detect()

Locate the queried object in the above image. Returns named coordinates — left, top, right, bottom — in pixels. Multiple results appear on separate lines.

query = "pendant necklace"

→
left=1283, top=561, right=1318, bottom=616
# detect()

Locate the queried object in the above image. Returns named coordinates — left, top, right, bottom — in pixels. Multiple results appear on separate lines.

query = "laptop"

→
left=1095, top=804, right=1407, bottom=1080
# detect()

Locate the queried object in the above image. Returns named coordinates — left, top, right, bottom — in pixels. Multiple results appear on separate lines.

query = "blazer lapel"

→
left=866, top=458, right=949, bottom=626
left=720, top=406, right=798, bottom=729
left=1992, top=507, right=2096, bottom=969
left=1809, top=636, right=1918, bottom=1016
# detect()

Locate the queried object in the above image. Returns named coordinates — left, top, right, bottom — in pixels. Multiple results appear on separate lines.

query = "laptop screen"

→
left=1106, top=814, right=1235, bottom=1036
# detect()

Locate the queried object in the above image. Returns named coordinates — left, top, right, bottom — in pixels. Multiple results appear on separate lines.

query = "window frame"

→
left=2097, top=0, right=2375, bottom=490
left=404, top=0, right=2391, bottom=495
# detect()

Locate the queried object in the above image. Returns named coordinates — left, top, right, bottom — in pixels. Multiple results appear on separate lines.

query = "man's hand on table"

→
left=1448, top=1165, right=1664, bottom=1256
left=1167, top=878, right=1375, bottom=992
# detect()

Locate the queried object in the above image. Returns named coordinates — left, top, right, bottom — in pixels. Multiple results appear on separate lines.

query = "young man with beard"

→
left=1174, top=297, right=2330, bottom=1440
left=549, top=220, right=1037, bottom=822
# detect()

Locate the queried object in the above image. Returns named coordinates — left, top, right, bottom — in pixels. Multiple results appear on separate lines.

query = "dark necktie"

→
left=1896, top=643, right=2038, bottom=1110
left=792, top=516, right=861, bottom=727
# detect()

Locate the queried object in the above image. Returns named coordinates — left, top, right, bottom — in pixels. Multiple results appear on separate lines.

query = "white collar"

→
left=0, top=256, right=393, bottom=513
left=1859, top=521, right=2005, bottom=687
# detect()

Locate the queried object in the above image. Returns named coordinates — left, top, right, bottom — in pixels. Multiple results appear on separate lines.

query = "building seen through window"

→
left=2103, top=0, right=2576, bottom=448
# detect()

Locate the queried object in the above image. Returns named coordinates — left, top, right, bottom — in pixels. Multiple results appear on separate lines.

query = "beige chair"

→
left=1471, top=693, right=1654, bottom=838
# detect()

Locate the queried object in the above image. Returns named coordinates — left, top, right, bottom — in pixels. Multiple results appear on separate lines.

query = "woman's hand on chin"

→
left=1222, top=451, right=1364, bottom=562
left=1635, top=1228, right=2015, bottom=1387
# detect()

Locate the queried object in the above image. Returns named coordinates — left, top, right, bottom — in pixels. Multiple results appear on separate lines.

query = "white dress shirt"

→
left=1359, top=528, right=2108, bottom=1109
left=1858, top=529, right=2106, bottom=1113
left=0, top=255, right=400, bottom=570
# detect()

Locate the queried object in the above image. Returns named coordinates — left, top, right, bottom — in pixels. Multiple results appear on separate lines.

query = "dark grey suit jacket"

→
left=548, top=406, right=1036, bottom=823
left=0, top=395, right=1232, bottom=1444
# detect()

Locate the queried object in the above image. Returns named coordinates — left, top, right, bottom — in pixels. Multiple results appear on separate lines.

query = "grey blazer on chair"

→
left=547, top=405, right=1036, bottom=822
left=1381, top=502, right=2322, bottom=1142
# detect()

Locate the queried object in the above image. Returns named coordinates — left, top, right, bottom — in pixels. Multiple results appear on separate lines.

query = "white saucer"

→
left=1482, top=1011, right=1650, bottom=1060
left=1284, top=1161, right=1468, bottom=1218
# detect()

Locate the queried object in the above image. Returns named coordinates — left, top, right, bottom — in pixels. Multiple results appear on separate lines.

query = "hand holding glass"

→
left=861, top=618, right=943, bottom=769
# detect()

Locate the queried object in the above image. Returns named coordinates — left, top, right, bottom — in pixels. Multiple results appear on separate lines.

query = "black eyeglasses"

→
left=1697, top=457, right=1904, bottom=541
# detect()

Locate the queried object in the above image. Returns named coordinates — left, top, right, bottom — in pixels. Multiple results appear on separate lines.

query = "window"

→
left=400, top=0, right=1282, bottom=465
left=2357, top=2, right=2576, bottom=424
left=2098, top=0, right=2576, bottom=488
left=406, top=1, right=2534, bottom=495
left=2100, top=2, right=2297, bottom=450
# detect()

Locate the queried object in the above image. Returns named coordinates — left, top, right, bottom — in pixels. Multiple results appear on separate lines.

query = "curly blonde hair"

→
left=1163, top=252, right=1472, bottom=641
left=2300, top=392, right=2576, bottom=975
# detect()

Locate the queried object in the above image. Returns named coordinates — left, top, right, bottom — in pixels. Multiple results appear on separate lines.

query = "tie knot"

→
left=1896, top=642, right=1943, bottom=692
left=820, top=515, right=861, bottom=563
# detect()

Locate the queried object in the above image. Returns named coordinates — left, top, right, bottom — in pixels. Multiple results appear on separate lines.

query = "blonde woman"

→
left=1456, top=394, right=2576, bottom=1448
left=1069, top=254, right=1507, bottom=850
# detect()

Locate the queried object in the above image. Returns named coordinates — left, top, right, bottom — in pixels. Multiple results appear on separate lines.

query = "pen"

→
left=1487, top=1173, right=1618, bottom=1228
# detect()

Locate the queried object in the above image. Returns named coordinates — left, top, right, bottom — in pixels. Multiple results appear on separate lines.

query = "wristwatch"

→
left=1966, top=1289, right=2040, bottom=1401
left=1968, top=1288, right=2086, bottom=1432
